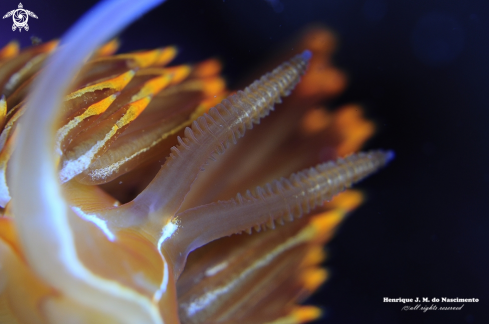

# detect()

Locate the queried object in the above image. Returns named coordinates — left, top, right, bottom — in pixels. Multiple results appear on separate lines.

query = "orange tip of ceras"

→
left=136, top=74, right=173, bottom=98
left=300, top=107, right=331, bottom=135
left=265, top=305, right=322, bottom=324
left=122, top=96, right=152, bottom=123
left=192, top=58, right=223, bottom=78
left=309, top=210, right=347, bottom=242
left=165, top=65, right=192, bottom=84
left=301, top=246, right=326, bottom=267
left=65, top=70, right=135, bottom=100
left=325, top=190, right=364, bottom=212
left=120, top=48, right=164, bottom=68
left=0, top=41, right=20, bottom=60
left=291, top=305, right=323, bottom=323
left=301, top=27, right=337, bottom=55
left=200, top=77, right=226, bottom=97
left=95, top=39, right=120, bottom=57
left=37, top=40, right=59, bottom=52
left=293, top=306, right=322, bottom=323
left=301, top=267, right=329, bottom=292
left=154, top=46, right=178, bottom=66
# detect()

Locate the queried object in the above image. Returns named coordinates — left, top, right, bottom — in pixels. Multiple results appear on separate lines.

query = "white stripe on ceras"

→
left=205, top=261, right=229, bottom=277
left=59, top=125, right=119, bottom=182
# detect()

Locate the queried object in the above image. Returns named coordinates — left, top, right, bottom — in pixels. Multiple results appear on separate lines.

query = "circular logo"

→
left=3, top=3, right=38, bottom=32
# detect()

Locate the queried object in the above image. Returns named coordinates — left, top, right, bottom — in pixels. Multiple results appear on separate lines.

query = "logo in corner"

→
left=3, top=3, right=38, bottom=32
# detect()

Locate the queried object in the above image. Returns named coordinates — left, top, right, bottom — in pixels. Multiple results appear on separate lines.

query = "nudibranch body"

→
left=0, top=0, right=392, bottom=323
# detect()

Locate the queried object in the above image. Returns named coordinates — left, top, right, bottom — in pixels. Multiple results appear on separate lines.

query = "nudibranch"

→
left=0, top=0, right=393, bottom=323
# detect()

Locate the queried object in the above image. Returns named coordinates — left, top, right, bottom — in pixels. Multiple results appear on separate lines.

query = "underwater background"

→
left=1, top=0, right=488, bottom=323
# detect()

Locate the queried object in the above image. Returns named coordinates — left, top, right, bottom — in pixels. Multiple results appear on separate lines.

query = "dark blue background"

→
left=1, top=0, right=488, bottom=323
